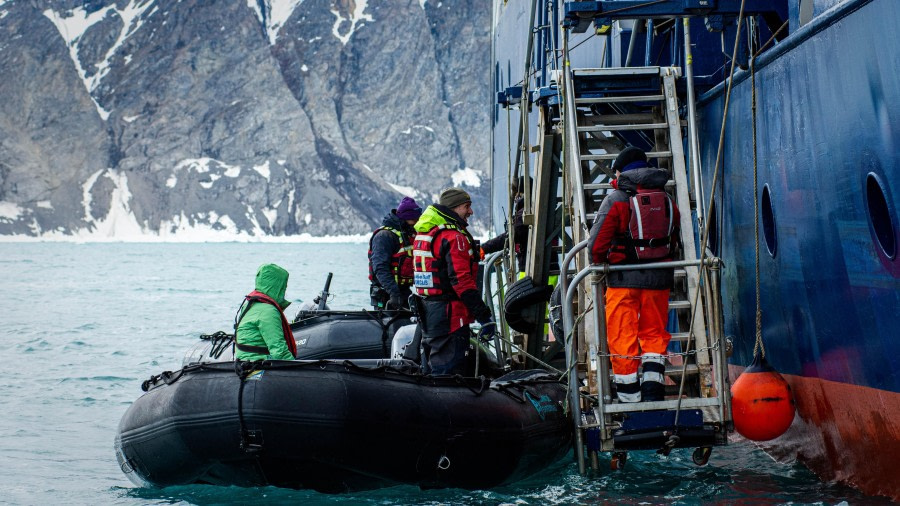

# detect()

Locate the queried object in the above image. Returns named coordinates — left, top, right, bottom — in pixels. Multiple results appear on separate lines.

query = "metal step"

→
left=572, top=67, right=664, bottom=78
left=580, top=150, right=672, bottom=161
left=583, top=180, right=675, bottom=191
left=665, top=363, right=699, bottom=378
left=575, top=94, right=665, bottom=105
left=577, top=123, right=667, bottom=133
left=602, top=395, right=718, bottom=414
left=579, top=113, right=657, bottom=125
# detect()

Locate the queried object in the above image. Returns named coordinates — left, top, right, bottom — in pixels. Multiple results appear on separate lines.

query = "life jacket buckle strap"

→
left=236, top=343, right=270, bottom=355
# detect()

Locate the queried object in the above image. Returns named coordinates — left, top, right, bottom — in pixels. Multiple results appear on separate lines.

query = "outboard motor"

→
left=391, top=324, right=419, bottom=359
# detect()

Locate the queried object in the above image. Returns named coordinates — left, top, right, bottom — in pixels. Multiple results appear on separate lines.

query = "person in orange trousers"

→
left=588, top=147, right=680, bottom=402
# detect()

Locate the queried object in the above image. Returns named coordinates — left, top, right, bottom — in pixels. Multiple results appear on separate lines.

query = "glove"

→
left=477, top=319, right=497, bottom=343
left=388, top=295, right=404, bottom=310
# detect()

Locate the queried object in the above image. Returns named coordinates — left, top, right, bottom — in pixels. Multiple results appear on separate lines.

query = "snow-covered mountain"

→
left=0, top=0, right=490, bottom=239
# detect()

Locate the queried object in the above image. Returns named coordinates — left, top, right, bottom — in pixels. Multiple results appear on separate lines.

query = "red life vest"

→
left=367, top=226, right=414, bottom=287
left=611, top=189, right=676, bottom=262
left=412, top=223, right=477, bottom=298
left=236, top=290, right=297, bottom=357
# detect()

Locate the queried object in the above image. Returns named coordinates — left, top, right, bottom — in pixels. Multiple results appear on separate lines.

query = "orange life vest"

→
left=412, top=223, right=477, bottom=299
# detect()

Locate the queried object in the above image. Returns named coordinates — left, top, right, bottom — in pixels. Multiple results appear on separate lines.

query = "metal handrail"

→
left=559, top=239, right=589, bottom=474
left=562, top=46, right=587, bottom=230
left=562, top=253, right=720, bottom=470
left=482, top=251, right=510, bottom=365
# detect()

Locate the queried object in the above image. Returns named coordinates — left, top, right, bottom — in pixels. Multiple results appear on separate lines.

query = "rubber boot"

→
left=640, top=381, right=665, bottom=402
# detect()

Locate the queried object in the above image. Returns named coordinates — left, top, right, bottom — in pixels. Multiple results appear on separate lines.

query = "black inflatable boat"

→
left=115, top=359, right=571, bottom=492
left=183, top=309, right=415, bottom=364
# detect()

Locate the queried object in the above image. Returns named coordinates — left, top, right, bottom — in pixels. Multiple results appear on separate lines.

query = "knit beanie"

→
left=612, top=146, right=648, bottom=173
left=395, top=196, right=423, bottom=220
left=438, top=187, right=471, bottom=208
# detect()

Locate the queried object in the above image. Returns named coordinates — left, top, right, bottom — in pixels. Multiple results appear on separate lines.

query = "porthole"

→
left=761, top=184, right=777, bottom=257
left=866, top=173, right=896, bottom=260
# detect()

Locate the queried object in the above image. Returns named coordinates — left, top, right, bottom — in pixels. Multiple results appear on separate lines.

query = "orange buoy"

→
left=730, top=355, right=796, bottom=441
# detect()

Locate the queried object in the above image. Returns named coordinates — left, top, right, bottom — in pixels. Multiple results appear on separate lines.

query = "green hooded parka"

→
left=235, top=263, right=294, bottom=361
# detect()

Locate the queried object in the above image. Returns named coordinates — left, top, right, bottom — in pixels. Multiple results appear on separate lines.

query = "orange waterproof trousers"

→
left=604, top=287, right=671, bottom=376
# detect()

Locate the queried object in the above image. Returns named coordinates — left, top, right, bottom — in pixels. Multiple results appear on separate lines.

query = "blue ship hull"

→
left=698, top=0, right=899, bottom=390
left=491, top=0, right=899, bottom=498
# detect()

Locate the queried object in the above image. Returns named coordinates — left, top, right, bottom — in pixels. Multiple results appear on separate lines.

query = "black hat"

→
left=612, top=146, right=648, bottom=173
left=438, top=187, right=472, bottom=208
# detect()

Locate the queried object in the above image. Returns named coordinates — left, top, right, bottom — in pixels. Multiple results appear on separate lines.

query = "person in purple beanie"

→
left=367, top=196, right=423, bottom=309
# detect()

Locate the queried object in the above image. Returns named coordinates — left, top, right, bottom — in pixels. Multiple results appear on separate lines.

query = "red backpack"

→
left=621, top=189, right=676, bottom=261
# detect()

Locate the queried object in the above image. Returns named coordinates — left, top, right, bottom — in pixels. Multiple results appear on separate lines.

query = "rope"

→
left=200, top=331, right=234, bottom=359
left=234, top=361, right=262, bottom=453
left=670, top=0, right=749, bottom=429
left=750, top=57, right=766, bottom=359
left=361, top=309, right=409, bottom=358
left=493, top=333, right=563, bottom=375
left=753, top=19, right=789, bottom=59
left=746, top=17, right=788, bottom=364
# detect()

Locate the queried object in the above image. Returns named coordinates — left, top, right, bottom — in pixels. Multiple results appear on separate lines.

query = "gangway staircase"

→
left=555, top=66, right=732, bottom=471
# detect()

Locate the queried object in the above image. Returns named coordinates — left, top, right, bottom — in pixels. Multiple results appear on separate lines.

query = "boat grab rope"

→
left=140, top=368, right=189, bottom=391
left=200, top=331, right=234, bottom=359
left=361, top=309, right=410, bottom=358
left=235, top=360, right=263, bottom=454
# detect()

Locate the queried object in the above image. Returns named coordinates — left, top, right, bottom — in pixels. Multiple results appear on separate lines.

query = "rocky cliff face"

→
left=0, top=0, right=490, bottom=238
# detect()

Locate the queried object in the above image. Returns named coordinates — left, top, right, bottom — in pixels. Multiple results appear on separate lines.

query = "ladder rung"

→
left=665, top=363, right=699, bottom=377
left=669, top=332, right=691, bottom=342
left=583, top=180, right=674, bottom=191
left=578, top=123, right=668, bottom=132
left=580, top=150, right=672, bottom=161
left=572, top=67, right=663, bottom=77
left=668, top=300, right=692, bottom=310
left=579, top=113, right=657, bottom=125
left=575, top=94, right=665, bottom=105
left=601, top=396, right=720, bottom=413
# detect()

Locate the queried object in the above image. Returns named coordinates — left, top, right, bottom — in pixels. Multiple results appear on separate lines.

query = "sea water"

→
left=0, top=242, right=885, bottom=505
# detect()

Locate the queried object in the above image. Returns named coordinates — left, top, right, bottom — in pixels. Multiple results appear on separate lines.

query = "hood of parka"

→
left=414, top=204, right=466, bottom=233
left=380, top=211, right=415, bottom=235
left=616, top=165, right=670, bottom=193
left=255, top=263, right=291, bottom=309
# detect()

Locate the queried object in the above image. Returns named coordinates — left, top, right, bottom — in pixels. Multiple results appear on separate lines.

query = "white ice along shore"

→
left=0, top=161, right=369, bottom=243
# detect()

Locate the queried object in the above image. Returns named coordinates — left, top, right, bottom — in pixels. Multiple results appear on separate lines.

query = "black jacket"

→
left=369, top=211, right=415, bottom=299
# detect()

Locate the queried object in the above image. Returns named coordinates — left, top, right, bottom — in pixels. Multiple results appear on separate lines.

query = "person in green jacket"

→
left=234, top=263, right=297, bottom=361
